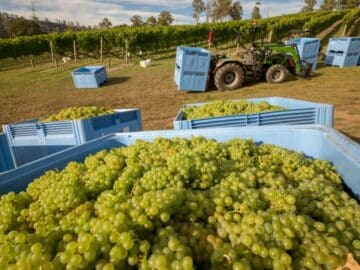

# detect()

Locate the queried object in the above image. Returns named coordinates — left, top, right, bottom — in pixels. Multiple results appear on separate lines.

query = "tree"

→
left=301, top=0, right=317, bottom=12
left=228, top=0, right=243, bottom=20
left=157, top=11, right=174, bottom=26
left=251, top=5, right=261, bottom=19
left=338, top=0, right=359, bottom=9
left=8, top=18, right=41, bottom=37
left=206, top=0, right=212, bottom=22
left=99, top=17, right=112, bottom=29
left=146, top=16, right=157, bottom=26
left=192, top=0, right=206, bottom=24
left=346, top=0, right=360, bottom=8
left=320, top=0, right=336, bottom=10
left=212, top=0, right=232, bottom=21
left=130, top=15, right=144, bottom=27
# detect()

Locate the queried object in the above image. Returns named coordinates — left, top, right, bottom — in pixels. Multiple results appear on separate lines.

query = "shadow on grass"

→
left=309, top=72, right=323, bottom=78
left=104, top=76, right=131, bottom=86
left=340, top=131, right=360, bottom=144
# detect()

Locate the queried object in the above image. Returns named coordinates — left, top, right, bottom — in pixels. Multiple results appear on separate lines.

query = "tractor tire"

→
left=265, top=64, right=288, bottom=83
left=214, top=63, right=245, bottom=91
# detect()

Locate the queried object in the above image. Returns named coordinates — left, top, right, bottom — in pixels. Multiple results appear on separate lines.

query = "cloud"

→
left=0, top=0, right=193, bottom=25
left=97, top=0, right=192, bottom=9
left=0, top=0, right=315, bottom=26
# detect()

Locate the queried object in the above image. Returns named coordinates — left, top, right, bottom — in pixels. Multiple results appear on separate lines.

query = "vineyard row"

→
left=0, top=9, right=356, bottom=61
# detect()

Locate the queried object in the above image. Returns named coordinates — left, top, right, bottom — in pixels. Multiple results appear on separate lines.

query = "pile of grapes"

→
left=1, top=137, right=360, bottom=270
left=183, top=100, right=285, bottom=120
left=40, top=106, right=114, bottom=122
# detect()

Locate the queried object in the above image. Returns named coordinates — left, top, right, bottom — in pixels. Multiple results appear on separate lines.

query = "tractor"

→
left=208, top=26, right=313, bottom=91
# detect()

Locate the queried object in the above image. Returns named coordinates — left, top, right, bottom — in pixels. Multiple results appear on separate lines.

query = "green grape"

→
left=183, top=100, right=286, bottom=120
left=353, top=239, right=360, bottom=250
left=0, top=137, right=359, bottom=270
left=182, top=256, right=193, bottom=270
left=40, top=106, right=114, bottom=122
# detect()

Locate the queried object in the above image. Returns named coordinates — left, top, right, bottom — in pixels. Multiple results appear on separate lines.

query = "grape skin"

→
left=0, top=137, right=359, bottom=269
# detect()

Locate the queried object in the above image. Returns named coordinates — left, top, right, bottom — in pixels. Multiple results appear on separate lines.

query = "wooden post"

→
left=55, top=58, right=58, bottom=69
left=121, top=47, right=124, bottom=58
left=50, top=40, right=54, bottom=63
left=73, top=40, right=77, bottom=63
left=107, top=58, right=111, bottom=69
left=125, top=39, right=128, bottom=64
left=100, top=36, right=103, bottom=63
left=30, top=59, right=35, bottom=68
left=343, top=25, right=348, bottom=36
left=268, top=31, right=273, bottom=43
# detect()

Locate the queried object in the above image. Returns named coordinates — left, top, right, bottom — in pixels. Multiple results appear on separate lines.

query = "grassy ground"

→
left=0, top=56, right=360, bottom=142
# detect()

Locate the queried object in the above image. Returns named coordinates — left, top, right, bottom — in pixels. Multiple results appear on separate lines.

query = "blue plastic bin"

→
left=174, top=46, right=211, bottom=92
left=2, top=109, right=142, bottom=167
left=0, top=126, right=359, bottom=199
left=173, top=97, right=333, bottom=130
left=0, top=133, right=14, bottom=173
left=72, top=66, right=108, bottom=88
left=285, top=38, right=320, bottom=70
left=325, top=37, right=360, bottom=68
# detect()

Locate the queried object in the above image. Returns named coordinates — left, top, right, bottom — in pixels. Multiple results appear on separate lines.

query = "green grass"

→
left=0, top=56, right=360, bottom=142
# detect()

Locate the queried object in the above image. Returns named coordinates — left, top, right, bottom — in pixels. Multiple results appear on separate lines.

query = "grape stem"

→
left=223, top=254, right=232, bottom=264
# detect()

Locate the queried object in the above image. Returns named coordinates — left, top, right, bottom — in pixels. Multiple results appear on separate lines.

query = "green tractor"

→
left=209, top=26, right=312, bottom=90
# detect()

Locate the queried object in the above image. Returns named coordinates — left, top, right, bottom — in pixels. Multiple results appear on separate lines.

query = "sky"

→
left=0, top=0, right=324, bottom=26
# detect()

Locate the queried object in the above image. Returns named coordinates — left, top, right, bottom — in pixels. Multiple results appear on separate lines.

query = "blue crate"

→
left=174, top=46, right=211, bottom=92
left=325, top=37, right=360, bottom=67
left=72, top=66, right=108, bottom=88
left=173, top=97, right=333, bottom=130
left=0, top=133, right=14, bottom=173
left=285, top=38, right=320, bottom=70
left=2, top=109, right=142, bottom=167
left=0, top=126, right=360, bottom=199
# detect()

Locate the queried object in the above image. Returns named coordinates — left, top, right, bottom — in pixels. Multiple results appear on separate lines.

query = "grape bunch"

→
left=183, top=100, right=286, bottom=120
left=40, top=106, right=114, bottom=122
left=0, top=137, right=360, bottom=269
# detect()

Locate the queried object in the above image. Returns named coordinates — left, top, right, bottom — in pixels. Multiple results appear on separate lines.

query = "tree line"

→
left=0, top=12, right=89, bottom=38
left=0, top=0, right=358, bottom=39
left=302, top=0, right=359, bottom=12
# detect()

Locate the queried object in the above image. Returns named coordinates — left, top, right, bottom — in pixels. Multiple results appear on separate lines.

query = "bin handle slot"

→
left=329, top=50, right=344, bottom=54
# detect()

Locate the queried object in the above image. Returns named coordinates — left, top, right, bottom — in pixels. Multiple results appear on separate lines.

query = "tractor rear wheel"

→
left=266, top=64, right=288, bottom=83
left=214, top=63, right=245, bottom=91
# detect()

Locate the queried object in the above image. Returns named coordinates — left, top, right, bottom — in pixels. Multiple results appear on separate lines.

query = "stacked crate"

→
left=174, top=46, right=211, bottom=92
left=325, top=37, right=360, bottom=67
left=285, top=38, right=320, bottom=70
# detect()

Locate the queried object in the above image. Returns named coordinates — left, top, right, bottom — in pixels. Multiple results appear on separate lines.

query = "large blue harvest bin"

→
left=0, top=133, right=14, bottom=173
left=72, top=66, right=108, bottom=88
left=2, top=109, right=142, bottom=167
left=285, top=38, right=320, bottom=70
left=174, top=46, right=211, bottom=92
left=173, top=97, right=333, bottom=130
left=0, top=126, right=359, bottom=199
left=325, top=37, right=360, bottom=68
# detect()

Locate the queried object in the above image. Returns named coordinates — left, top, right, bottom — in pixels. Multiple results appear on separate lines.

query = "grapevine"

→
left=0, top=9, right=356, bottom=61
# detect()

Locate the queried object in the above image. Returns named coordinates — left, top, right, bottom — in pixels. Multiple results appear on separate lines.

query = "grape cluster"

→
left=183, top=100, right=286, bottom=120
left=0, top=137, right=359, bottom=269
left=40, top=106, right=114, bottom=122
